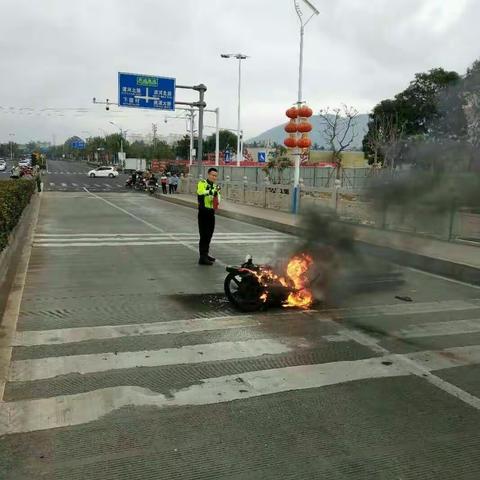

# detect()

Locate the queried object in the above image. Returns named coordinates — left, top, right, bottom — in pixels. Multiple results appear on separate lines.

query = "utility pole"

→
left=152, top=123, right=158, bottom=149
left=195, top=84, right=207, bottom=168
left=9, top=133, right=15, bottom=162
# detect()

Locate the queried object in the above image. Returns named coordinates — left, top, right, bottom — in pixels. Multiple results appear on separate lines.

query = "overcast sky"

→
left=0, top=0, right=479, bottom=144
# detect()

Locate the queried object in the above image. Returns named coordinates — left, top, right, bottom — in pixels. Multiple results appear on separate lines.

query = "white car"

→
left=88, top=166, right=119, bottom=178
left=0, top=161, right=6, bottom=172
left=18, top=159, right=31, bottom=167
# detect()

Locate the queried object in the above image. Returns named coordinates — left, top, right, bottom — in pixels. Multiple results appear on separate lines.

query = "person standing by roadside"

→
left=197, top=168, right=221, bottom=265
left=160, top=172, right=168, bottom=194
left=168, top=173, right=175, bottom=194
left=170, top=173, right=179, bottom=193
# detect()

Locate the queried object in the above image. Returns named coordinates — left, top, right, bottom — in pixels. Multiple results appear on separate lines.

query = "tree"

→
left=263, top=144, right=292, bottom=184
left=262, top=156, right=293, bottom=185
left=203, top=130, right=238, bottom=154
left=128, top=140, right=150, bottom=159
left=151, top=141, right=175, bottom=160
left=363, top=67, right=466, bottom=169
left=319, top=105, right=359, bottom=176
left=462, top=60, right=480, bottom=154
left=363, top=112, right=404, bottom=168
left=0, top=142, right=19, bottom=158
left=174, top=135, right=191, bottom=160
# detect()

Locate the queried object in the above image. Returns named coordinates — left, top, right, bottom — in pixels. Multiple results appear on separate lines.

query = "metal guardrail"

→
left=178, top=175, right=480, bottom=244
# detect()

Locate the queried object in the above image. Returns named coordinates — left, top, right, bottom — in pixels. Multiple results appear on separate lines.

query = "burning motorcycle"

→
left=224, top=254, right=315, bottom=312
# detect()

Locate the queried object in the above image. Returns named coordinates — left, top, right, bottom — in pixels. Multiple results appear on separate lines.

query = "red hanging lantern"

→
left=297, top=122, right=312, bottom=133
left=286, top=107, right=298, bottom=119
left=284, top=137, right=297, bottom=148
left=298, top=105, right=313, bottom=118
left=284, top=121, right=298, bottom=133
left=297, top=137, right=312, bottom=149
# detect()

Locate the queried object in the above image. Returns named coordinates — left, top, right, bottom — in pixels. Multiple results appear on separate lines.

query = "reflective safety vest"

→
left=197, top=179, right=221, bottom=210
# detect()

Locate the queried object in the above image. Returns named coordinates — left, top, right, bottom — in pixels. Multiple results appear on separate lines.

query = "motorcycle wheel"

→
left=224, top=271, right=265, bottom=312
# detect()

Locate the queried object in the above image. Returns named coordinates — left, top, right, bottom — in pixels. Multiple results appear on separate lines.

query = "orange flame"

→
left=284, top=254, right=313, bottom=308
left=246, top=254, right=314, bottom=308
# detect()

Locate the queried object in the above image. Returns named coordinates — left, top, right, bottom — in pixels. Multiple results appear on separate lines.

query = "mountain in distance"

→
left=248, top=113, right=370, bottom=150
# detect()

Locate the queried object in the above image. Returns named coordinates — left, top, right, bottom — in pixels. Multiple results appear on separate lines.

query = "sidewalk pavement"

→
left=157, top=193, right=480, bottom=285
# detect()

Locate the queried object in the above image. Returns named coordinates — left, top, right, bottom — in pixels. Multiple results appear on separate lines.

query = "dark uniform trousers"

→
left=198, top=207, right=215, bottom=257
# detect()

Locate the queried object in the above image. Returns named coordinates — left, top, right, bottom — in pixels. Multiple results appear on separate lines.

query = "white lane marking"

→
left=94, top=184, right=102, bottom=187
left=394, top=318, right=480, bottom=339
left=49, top=183, right=55, bottom=187
left=34, top=232, right=289, bottom=237
left=82, top=188, right=226, bottom=265
left=335, top=299, right=480, bottom=318
left=33, top=234, right=288, bottom=242
left=32, top=239, right=289, bottom=247
left=103, top=184, right=111, bottom=188
left=5, top=345, right=480, bottom=435
left=72, top=183, right=78, bottom=187
left=405, top=266, right=480, bottom=290
left=8, top=339, right=291, bottom=382
left=14, top=315, right=262, bottom=346
left=339, top=327, right=480, bottom=411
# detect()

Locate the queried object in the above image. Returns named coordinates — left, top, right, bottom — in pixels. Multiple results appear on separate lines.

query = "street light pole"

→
left=221, top=53, right=249, bottom=166
left=292, top=0, right=319, bottom=213
left=215, top=107, right=220, bottom=166
left=189, top=108, right=195, bottom=166
left=9, top=133, right=15, bottom=161
left=237, top=56, right=242, bottom=166
left=109, top=121, right=128, bottom=165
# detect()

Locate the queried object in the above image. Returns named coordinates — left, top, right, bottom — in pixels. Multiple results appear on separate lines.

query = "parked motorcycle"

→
left=125, top=176, right=134, bottom=189
left=147, top=182, right=158, bottom=195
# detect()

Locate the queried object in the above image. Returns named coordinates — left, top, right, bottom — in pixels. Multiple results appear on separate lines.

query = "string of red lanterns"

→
left=283, top=105, right=313, bottom=150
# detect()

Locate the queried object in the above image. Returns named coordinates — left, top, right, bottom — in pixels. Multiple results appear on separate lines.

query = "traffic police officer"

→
left=197, top=168, right=221, bottom=265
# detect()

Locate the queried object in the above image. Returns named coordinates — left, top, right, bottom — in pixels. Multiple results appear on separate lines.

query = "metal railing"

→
left=178, top=175, right=480, bottom=244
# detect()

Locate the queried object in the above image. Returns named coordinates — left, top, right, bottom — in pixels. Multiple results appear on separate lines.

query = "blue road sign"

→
left=118, top=72, right=176, bottom=110
left=258, top=151, right=266, bottom=163
left=224, top=150, right=231, bottom=163
left=71, top=140, right=86, bottom=150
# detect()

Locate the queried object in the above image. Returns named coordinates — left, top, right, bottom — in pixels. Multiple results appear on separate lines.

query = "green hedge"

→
left=0, top=179, right=36, bottom=252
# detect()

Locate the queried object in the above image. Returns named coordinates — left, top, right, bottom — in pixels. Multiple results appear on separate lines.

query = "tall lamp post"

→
left=9, top=133, right=15, bottom=162
left=109, top=121, right=127, bottom=154
left=109, top=121, right=128, bottom=165
left=221, top=53, right=248, bottom=166
left=292, top=0, right=319, bottom=213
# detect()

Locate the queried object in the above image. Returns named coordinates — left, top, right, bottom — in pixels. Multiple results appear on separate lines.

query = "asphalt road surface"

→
left=1, top=186, right=480, bottom=479
left=44, top=159, right=128, bottom=192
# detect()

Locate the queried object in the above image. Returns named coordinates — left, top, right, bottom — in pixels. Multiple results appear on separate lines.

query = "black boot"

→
left=198, top=256, right=213, bottom=266
left=207, top=255, right=216, bottom=262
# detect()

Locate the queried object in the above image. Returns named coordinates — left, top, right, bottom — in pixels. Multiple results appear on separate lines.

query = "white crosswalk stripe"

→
left=2, top=270, right=480, bottom=437
left=9, top=339, right=292, bottom=382
left=13, top=315, right=266, bottom=346
left=32, top=232, right=292, bottom=247
left=2, top=342, right=480, bottom=435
